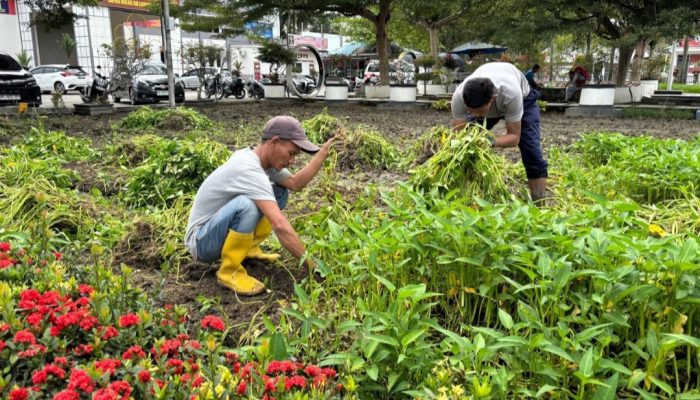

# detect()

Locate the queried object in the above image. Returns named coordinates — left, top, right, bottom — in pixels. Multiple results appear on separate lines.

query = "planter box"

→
left=417, top=82, right=451, bottom=96
left=365, top=85, right=390, bottom=99
left=74, top=103, right=114, bottom=116
left=539, top=87, right=567, bottom=103
left=614, top=87, right=632, bottom=104
left=264, top=83, right=286, bottom=99
left=579, top=84, right=615, bottom=107
left=390, top=84, right=417, bottom=102
left=640, top=79, right=659, bottom=98
left=324, top=83, right=349, bottom=101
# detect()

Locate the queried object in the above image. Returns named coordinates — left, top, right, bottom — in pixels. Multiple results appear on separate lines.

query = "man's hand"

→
left=319, top=129, right=343, bottom=157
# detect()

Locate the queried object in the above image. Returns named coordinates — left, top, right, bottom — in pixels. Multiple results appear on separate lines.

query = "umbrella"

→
left=449, top=41, right=507, bottom=57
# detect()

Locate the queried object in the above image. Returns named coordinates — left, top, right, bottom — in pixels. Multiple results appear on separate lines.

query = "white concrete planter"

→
left=579, top=84, right=615, bottom=107
left=365, top=85, right=390, bottom=99
left=324, top=83, right=349, bottom=101
left=264, top=83, right=286, bottom=99
left=390, top=84, right=417, bottom=102
left=614, top=87, right=633, bottom=104
left=417, top=82, right=450, bottom=96
left=640, top=79, right=659, bottom=98
left=630, top=86, right=642, bottom=102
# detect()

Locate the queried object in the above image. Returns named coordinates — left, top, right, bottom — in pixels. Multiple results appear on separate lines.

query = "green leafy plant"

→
left=430, top=99, right=450, bottom=111
left=115, top=107, right=214, bottom=131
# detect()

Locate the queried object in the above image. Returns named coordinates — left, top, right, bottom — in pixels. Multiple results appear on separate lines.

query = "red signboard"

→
left=100, top=0, right=175, bottom=12
left=0, top=0, right=16, bottom=15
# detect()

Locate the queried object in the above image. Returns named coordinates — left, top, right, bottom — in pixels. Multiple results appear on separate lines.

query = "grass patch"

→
left=658, top=82, right=700, bottom=93
left=621, top=107, right=695, bottom=120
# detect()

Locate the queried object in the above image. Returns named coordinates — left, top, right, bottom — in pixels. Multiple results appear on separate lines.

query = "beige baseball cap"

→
left=262, top=116, right=320, bottom=154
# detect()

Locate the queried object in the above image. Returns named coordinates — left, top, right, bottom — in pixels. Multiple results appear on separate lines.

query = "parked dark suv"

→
left=112, top=61, right=185, bottom=105
left=0, top=52, right=41, bottom=106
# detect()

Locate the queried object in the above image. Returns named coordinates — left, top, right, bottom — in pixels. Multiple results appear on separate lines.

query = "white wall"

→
left=0, top=13, right=22, bottom=59
left=300, top=31, right=348, bottom=53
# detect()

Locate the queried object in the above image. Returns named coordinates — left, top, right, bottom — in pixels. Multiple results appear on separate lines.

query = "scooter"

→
left=219, top=74, right=246, bottom=99
left=246, top=79, right=265, bottom=100
left=81, top=66, right=109, bottom=103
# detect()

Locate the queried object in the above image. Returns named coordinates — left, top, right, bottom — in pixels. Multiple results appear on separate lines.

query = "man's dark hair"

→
left=462, top=78, right=495, bottom=108
left=533, top=64, right=541, bottom=71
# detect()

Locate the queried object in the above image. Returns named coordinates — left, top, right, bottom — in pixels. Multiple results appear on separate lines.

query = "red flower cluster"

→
left=200, top=315, right=225, bottom=331
left=0, top=242, right=19, bottom=269
left=118, top=313, right=141, bottom=328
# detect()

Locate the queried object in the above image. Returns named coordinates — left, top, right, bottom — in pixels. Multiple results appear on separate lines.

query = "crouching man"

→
left=185, top=116, right=337, bottom=296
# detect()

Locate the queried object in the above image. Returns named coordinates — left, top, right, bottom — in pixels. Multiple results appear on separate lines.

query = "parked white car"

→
left=180, top=67, right=217, bottom=90
left=29, top=64, right=89, bottom=94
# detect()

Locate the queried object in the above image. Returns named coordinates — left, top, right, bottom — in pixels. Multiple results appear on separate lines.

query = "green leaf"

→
left=541, top=344, right=574, bottom=362
left=579, top=348, right=594, bottom=378
left=592, top=373, right=619, bottom=400
left=366, top=334, right=400, bottom=348
left=337, top=320, right=361, bottom=333
left=371, top=273, right=396, bottom=292
left=269, top=332, right=288, bottom=361
left=319, top=353, right=351, bottom=366
left=498, top=308, right=514, bottom=330
left=366, top=365, right=379, bottom=381
left=535, top=384, right=558, bottom=397
left=401, top=329, right=426, bottom=348
left=650, top=376, right=674, bottom=395
left=397, top=284, right=426, bottom=301
left=661, top=333, right=700, bottom=348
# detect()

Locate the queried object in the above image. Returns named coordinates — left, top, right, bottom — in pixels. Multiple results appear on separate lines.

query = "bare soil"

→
left=5, top=100, right=700, bottom=339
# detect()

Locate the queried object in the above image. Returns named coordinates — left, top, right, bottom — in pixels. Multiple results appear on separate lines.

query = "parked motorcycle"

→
left=81, top=66, right=110, bottom=103
left=292, top=74, right=316, bottom=95
left=246, top=79, right=265, bottom=100
left=218, top=74, right=246, bottom=99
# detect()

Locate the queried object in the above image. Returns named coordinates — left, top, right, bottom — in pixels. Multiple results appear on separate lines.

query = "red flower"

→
left=266, top=360, right=298, bottom=375
left=101, top=326, right=119, bottom=340
left=0, top=242, right=10, bottom=252
left=94, top=359, right=122, bottom=375
left=138, top=370, right=151, bottom=383
left=166, top=358, right=184, bottom=374
left=32, top=369, right=48, bottom=385
left=0, top=340, right=5, bottom=351
left=53, top=251, right=62, bottom=261
left=285, top=375, right=307, bottom=391
left=78, top=284, right=94, bottom=295
left=200, top=315, right=225, bottom=331
left=93, top=388, right=119, bottom=400
left=18, top=344, right=46, bottom=358
left=109, top=380, right=132, bottom=399
left=13, top=329, right=36, bottom=344
left=158, top=339, right=182, bottom=356
left=312, top=374, right=328, bottom=388
left=0, top=323, right=10, bottom=332
left=322, top=368, right=337, bottom=378
left=122, top=345, right=146, bottom=360
left=25, top=312, right=44, bottom=327
left=79, top=315, right=98, bottom=331
left=304, top=365, right=322, bottom=377
left=236, top=380, right=247, bottom=395
left=193, top=375, right=205, bottom=388
left=264, top=376, right=278, bottom=392
left=53, top=357, right=68, bottom=366
left=72, top=344, right=93, bottom=357
left=0, top=259, right=11, bottom=269
left=118, top=313, right=141, bottom=328
left=52, top=389, right=80, bottom=400
left=67, top=369, right=94, bottom=393
left=9, top=387, right=29, bottom=400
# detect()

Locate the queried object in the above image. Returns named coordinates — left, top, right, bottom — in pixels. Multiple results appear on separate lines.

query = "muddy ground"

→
left=3, top=100, right=700, bottom=342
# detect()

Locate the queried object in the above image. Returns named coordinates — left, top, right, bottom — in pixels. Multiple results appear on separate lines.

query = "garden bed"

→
left=1, top=102, right=700, bottom=398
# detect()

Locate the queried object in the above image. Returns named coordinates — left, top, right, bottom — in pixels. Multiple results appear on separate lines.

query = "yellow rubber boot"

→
left=217, top=230, right=266, bottom=296
left=246, top=217, right=281, bottom=261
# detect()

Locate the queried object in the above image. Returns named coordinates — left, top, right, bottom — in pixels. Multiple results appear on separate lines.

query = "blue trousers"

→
left=195, top=185, right=288, bottom=263
left=468, top=89, right=548, bottom=179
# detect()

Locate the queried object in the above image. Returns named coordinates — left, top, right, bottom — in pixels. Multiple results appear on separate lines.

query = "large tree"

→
left=401, top=0, right=472, bottom=58
left=534, top=0, right=699, bottom=86
left=234, top=0, right=395, bottom=85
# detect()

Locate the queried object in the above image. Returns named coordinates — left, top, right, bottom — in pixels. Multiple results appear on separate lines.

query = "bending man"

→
left=451, top=62, right=548, bottom=203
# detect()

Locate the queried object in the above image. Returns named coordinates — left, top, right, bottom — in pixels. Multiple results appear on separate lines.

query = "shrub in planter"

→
left=256, top=40, right=296, bottom=84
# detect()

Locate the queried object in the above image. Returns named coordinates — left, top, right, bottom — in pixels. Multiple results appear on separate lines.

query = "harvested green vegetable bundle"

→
left=302, top=108, right=341, bottom=144
left=409, top=124, right=509, bottom=200
left=337, top=126, right=399, bottom=170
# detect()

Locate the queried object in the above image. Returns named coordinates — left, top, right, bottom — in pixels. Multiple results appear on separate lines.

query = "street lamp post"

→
left=162, top=0, right=175, bottom=107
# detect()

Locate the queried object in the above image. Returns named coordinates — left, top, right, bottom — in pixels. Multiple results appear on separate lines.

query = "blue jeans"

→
left=195, top=185, right=289, bottom=263
left=467, top=89, right=548, bottom=179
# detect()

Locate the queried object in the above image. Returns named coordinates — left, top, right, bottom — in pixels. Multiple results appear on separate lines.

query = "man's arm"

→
left=495, top=121, right=521, bottom=147
left=255, top=199, right=309, bottom=263
left=278, top=136, right=338, bottom=192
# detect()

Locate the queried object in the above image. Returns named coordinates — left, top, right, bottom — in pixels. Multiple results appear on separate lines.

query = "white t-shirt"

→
left=184, top=147, right=292, bottom=259
left=451, top=62, right=530, bottom=123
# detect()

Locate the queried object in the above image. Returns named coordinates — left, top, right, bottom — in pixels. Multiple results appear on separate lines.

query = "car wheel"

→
left=129, top=88, right=138, bottom=105
left=54, top=82, right=66, bottom=94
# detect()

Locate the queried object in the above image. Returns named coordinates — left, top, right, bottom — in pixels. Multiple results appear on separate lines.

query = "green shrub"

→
left=22, top=127, right=96, bottom=162
left=122, top=137, right=231, bottom=208
left=115, top=107, right=214, bottom=131
left=303, top=108, right=341, bottom=144
left=337, top=126, right=400, bottom=170
left=409, top=124, right=510, bottom=200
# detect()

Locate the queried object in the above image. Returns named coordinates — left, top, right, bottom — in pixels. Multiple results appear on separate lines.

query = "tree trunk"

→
left=549, top=40, right=555, bottom=82
left=607, top=47, right=616, bottom=81
left=615, top=44, right=634, bottom=86
left=374, top=15, right=390, bottom=85
left=630, top=39, right=646, bottom=82
left=428, top=26, right=439, bottom=58
left=680, top=35, right=690, bottom=84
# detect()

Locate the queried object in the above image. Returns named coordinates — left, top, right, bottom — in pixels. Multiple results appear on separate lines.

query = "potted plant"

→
left=256, top=40, right=296, bottom=99
left=640, top=53, right=665, bottom=97
left=414, top=55, right=441, bottom=96
left=389, top=59, right=417, bottom=103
